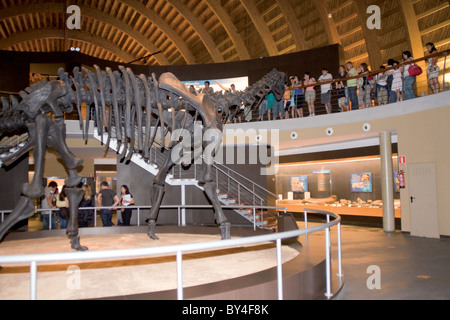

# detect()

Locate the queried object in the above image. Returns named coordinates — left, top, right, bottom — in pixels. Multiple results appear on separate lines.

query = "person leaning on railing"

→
left=318, top=68, right=333, bottom=114
left=96, top=181, right=120, bottom=227
left=290, top=75, right=304, bottom=118
left=426, top=42, right=440, bottom=94
left=385, top=59, right=397, bottom=103
left=401, top=51, right=416, bottom=100
left=357, top=63, right=372, bottom=109
left=282, top=49, right=447, bottom=118
left=374, top=66, right=388, bottom=106
left=283, top=83, right=291, bottom=119
left=346, top=62, right=359, bottom=110
left=335, top=65, right=348, bottom=112
left=303, top=72, right=316, bottom=116
left=78, top=184, right=95, bottom=228
left=41, top=181, right=58, bottom=230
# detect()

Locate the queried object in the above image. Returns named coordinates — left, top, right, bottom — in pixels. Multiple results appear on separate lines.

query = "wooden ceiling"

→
left=0, top=0, right=448, bottom=69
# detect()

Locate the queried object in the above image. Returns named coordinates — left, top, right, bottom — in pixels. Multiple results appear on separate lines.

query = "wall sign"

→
left=351, top=172, right=372, bottom=192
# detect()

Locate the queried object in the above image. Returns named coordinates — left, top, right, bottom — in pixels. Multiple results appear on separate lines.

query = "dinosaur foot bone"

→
left=148, top=220, right=159, bottom=240
left=70, top=236, right=88, bottom=251
left=220, top=222, right=231, bottom=240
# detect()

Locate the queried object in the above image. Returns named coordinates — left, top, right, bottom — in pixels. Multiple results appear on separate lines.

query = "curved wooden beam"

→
left=351, top=0, right=383, bottom=68
left=399, top=0, right=427, bottom=94
left=166, top=0, right=224, bottom=63
left=0, top=2, right=170, bottom=65
left=315, top=0, right=341, bottom=45
left=239, top=0, right=278, bottom=56
left=275, top=0, right=309, bottom=51
left=118, top=0, right=196, bottom=64
left=203, top=0, right=251, bottom=60
left=399, top=0, right=424, bottom=60
left=80, top=7, right=170, bottom=65
left=0, top=28, right=134, bottom=63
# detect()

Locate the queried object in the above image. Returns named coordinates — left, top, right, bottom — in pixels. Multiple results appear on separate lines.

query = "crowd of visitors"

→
left=188, top=44, right=442, bottom=123
left=259, top=43, right=443, bottom=121
left=40, top=180, right=135, bottom=229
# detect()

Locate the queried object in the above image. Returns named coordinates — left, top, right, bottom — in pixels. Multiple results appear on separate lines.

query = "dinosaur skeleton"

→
left=0, top=65, right=285, bottom=250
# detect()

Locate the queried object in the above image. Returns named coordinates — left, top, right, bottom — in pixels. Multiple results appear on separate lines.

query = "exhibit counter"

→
left=277, top=200, right=401, bottom=219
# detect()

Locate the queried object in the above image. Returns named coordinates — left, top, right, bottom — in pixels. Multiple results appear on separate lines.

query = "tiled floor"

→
left=333, top=225, right=450, bottom=300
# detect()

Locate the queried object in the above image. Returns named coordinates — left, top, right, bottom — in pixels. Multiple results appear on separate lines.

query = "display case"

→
left=275, top=155, right=401, bottom=218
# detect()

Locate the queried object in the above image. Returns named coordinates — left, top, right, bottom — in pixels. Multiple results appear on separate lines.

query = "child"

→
left=283, top=84, right=291, bottom=119
left=303, top=72, right=316, bottom=116
left=391, top=61, right=403, bottom=102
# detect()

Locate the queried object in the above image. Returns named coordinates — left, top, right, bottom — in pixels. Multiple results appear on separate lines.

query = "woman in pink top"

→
left=303, top=72, right=316, bottom=116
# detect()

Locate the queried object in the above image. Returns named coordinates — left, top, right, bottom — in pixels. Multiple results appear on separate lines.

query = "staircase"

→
left=92, top=128, right=278, bottom=230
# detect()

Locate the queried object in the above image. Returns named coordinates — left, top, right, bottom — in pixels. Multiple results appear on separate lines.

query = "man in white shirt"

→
left=318, top=68, right=333, bottom=114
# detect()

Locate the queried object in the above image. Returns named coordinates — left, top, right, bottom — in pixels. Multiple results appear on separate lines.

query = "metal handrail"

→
left=0, top=206, right=343, bottom=300
left=0, top=204, right=282, bottom=231
left=287, top=50, right=449, bottom=91
left=213, top=161, right=278, bottom=201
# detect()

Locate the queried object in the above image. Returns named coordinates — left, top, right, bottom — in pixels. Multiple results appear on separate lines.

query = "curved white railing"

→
left=0, top=206, right=343, bottom=300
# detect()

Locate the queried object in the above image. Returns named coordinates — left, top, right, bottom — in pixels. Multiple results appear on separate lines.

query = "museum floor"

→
left=1, top=214, right=450, bottom=300
left=334, top=224, right=450, bottom=300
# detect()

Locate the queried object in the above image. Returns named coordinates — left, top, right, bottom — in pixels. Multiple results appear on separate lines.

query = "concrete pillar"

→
left=379, top=131, right=395, bottom=232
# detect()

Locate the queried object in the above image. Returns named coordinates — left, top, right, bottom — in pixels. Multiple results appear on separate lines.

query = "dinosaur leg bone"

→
left=202, top=174, right=231, bottom=240
left=21, top=114, right=51, bottom=199
left=47, top=117, right=83, bottom=188
left=147, top=147, right=175, bottom=240
left=0, top=196, right=35, bottom=241
left=47, top=118, right=85, bottom=250
left=65, top=187, right=87, bottom=251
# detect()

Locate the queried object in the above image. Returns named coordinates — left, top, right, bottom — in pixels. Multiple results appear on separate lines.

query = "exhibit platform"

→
left=0, top=225, right=343, bottom=300
left=277, top=200, right=401, bottom=218
left=277, top=200, right=401, bottom=228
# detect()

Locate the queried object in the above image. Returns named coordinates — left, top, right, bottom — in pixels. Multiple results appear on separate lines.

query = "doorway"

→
left=408, top=163, right=439, bottom=238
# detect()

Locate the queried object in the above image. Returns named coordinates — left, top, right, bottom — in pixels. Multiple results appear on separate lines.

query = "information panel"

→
left=351, top=172, right=372, bottom=192
left=291, top=176, right=308, bottom=193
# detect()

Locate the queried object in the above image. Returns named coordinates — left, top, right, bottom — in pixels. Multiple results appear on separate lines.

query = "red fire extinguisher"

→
left=398, top=170, right=405, bottom=189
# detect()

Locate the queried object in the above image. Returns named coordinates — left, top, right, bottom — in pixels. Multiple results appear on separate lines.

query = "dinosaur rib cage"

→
left=0, top=66, right=285, bottom=167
